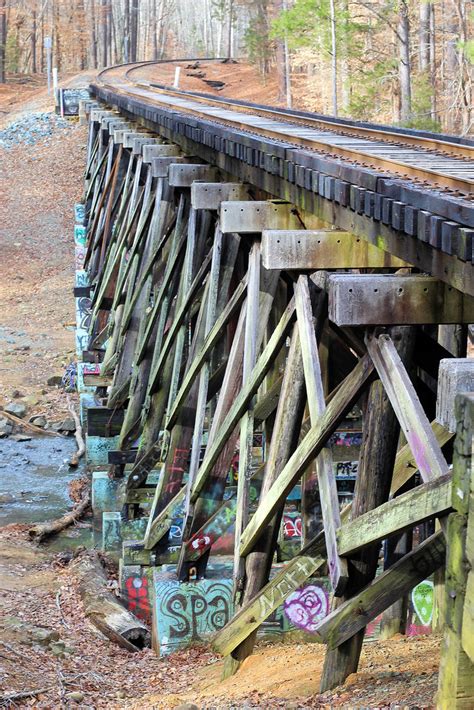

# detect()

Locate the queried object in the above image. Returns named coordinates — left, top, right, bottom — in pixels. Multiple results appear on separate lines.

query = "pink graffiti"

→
left=283, top=585, right=328, bottom=632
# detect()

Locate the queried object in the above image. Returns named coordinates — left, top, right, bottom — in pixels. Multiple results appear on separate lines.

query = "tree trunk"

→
left=0, top=0, right=6, bottom=83
left=90, top=0, right=98, bottom=69
left=419, top=1, right=431, bottom=71
left=31, top=9, right=37, bottom=74
left=398, top=0, right=412, bottom=123
left=71, top=552, right=151, bottom=651
left=130, top=0, right=139, bottom=62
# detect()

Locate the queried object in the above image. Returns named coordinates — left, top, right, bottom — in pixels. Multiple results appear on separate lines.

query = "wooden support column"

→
left=320, top=326, right=414, bottom=693
left=295, top=275, right=348, bottom=595
left=437, top=393, right=474, bottom=709
left=233, top=242, right=260, bottom=594
left=223, top=319, right=307, bottom=678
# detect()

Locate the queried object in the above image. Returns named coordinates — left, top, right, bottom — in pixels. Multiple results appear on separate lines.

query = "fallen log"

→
left=1, top=410, right=63, bottom=437
left=71, top=551, right=151, bottom=651
left=28, top=487, right=90, bottom=542
left=67, top=395, right=85, bottom=467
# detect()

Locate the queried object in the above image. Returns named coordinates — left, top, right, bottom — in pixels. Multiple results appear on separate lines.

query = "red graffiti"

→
left=124, top=576, right=150, bottom=622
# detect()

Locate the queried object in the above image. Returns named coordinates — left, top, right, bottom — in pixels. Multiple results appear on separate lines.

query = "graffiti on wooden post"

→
left=283, top=583, right=329, bottom=632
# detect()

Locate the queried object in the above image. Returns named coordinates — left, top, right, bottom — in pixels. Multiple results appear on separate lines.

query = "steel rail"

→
left=96, top=60, right=474, bottom=196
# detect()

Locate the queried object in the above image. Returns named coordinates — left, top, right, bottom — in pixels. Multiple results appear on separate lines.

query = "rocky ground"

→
left=0, top=72, right=442, bottom=709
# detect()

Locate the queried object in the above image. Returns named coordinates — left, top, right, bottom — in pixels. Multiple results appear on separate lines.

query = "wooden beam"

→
left=366, top=333, right=450, bottom=484
left=86, top=407, right=124, bottom=437
left=295, top=275, right=348, bottom=595
left=142, top=143, right=181, bottom=163
left=190, top=298, right=297, bottom=502
left=337, top=473, right=453, bottom=556
left=165, top=274, right=248, bottom=431
left=234, top=242, right=260, bottom=589
left=168, top=163, right=218, bottom=187
left=438, top=393, right=474, bottom=707
left=220, top=200, right=302, bottom=234
left=212, top=555, right=325, bottom=657
left=239, top=354, right=375, bottom=556
left=313, top=531, right=446, bottom=649
left=191, top=183, right=250, bottom=210
left=328, top=275, right=474, bottom=326
left=143, top=487, right=186, bottom=550
left=262, top=230, right=408, bottom=270
left=184, top=496, right=237, bottom=562
left=436, top=359, right=474, bottom=433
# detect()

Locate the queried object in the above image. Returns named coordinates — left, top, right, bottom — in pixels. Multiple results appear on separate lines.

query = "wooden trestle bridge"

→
left=76, top=59, right=474, bottom=706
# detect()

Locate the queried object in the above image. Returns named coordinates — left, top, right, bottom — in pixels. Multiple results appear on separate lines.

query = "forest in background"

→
left=0, top=1, right=472, bottom=134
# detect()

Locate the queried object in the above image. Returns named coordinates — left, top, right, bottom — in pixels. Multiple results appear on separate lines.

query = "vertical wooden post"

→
left=223, top=319, right=307, bottom=678
left=233, top=242, right=261, bottom=595
left=437, top=393, right=474, bottom=709
left=320, top=326, right=414, bottom=692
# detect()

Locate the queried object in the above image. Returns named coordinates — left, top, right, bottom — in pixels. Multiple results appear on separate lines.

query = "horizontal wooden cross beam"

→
left=220, top=200, right=303, bottom=233
left=239, top=354, right=375, bottom=556
left=86, top=407, right=125, bottom=437
left=168, top=163, right=219, bottom=187
left=142, top=143, right=180, bottom=163
left=328, top=274, right=474, bottom=325
left=151, top=156, right=198, bottom=178
left=337, top=472, right=452, bottom=556
left=143, top=486, right=186, bottom=550
left=313, top=531, right=446, bottom=649
left=262, top=230, right=409, bottom=270
left=191, top=182, right=250, bottom=211
left=212, top=554, right=325, bottom=657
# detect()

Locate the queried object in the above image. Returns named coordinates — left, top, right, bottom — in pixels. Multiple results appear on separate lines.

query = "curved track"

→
left=96, top=60, right=474, bottom=197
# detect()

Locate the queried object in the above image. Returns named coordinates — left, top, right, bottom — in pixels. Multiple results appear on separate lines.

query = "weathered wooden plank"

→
left=337, top=473, right=453, bottom=556
left=313, top=531, right=446, bottom=648
left=143, top=487, right=186, bottom=550
left=366, top=333, right=450, bottom=484
left=390, top=420, right=453, bottom=495
left=86, top=407, right=125, bottom=437
left=328, top=275, right=474, bottom=325
left=262, top=230, right=408, bottom=270
left=239, top=354, right=375, bottom=556
left=191, top=182, right=250, bottom=210
left=125, top=488, right=156, bottom=504
left=234, top=242, right=260, bottom=588
left=220, top=200, right=302, bottom=233
left=212, top=555, right=325, bottom=657
left=142, top=143, right=181, bottom=163
left=295, top=275, right=348, bottom=595
left=184, top=496, right=237, bottom=562
left=438, top=393, right=474, bottom=706
left=168, top=163, right=218, bottom=186
left=165, top=275, right=248, bottom=431
left=436, top=359, right=474, bottom=433
left=190, top=298, right=297, bottom=502
left=223, top=319, right=307, bottom=675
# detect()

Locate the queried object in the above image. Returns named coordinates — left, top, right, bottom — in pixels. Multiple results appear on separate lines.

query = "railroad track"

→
left=96, top=59, right=474, bottom=197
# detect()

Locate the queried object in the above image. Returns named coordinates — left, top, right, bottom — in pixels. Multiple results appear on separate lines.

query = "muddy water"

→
left=0, top=436, right=85, bottom=526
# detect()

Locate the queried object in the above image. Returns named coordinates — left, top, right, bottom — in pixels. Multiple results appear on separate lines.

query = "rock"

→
left=0, top=417, right=13, bottom=437
left=1, top=616, right=60, bottom=647
left=11, top=389, right=23, bottom=398
left=175, top=705, right=199, bottom=710
left=11, top=434, right=32, bottom=442
left=65, top=692, right=84, bottom=703
left=4, top=402, right=27, bottom=418
left=47, top=375, right=63, bottom=387
left=31, top=416, right=47, bottom=428
left=59, top=417, right=76, bottom=433
left=23, top=395, right=39, bottom=407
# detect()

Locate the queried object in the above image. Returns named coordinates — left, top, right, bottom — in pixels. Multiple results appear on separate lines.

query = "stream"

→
left=0, top=435, right=90, bottom=548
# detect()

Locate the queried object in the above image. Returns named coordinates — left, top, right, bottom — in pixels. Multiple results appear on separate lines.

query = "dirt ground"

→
left=0, top=71, right=442, bottom=709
